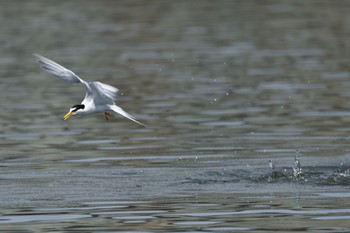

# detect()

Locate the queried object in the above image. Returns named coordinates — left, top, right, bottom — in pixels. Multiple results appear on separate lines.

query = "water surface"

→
left=1, top=0, right=350, bottom=232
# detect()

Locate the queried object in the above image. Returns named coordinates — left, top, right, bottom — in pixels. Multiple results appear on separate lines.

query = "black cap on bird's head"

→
left=63, top=104, right=85, bottom=120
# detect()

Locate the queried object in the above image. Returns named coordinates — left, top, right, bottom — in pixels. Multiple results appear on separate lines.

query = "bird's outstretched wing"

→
left=88, top=82, right=146, bottom=126
left=109, top=104, right=147, bottom=127
left=33, top=53, right=85, bottom=84
left=89, top=81, right=118, bottom=105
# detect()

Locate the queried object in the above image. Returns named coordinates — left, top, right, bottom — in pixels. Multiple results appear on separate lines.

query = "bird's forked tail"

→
left=109, top=105, right=147, bottom=127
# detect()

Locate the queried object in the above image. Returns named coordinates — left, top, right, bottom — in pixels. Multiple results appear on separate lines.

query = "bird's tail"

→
left=109, top=105, right=147, bottom=127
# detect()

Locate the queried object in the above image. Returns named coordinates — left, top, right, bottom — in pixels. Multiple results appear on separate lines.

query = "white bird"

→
left=33, top=53, right=146, bottom=126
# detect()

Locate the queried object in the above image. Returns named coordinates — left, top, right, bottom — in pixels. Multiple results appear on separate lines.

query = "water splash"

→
left=268, top=160, right=275, bottom=172
left=266, top=160, right=277, bottom=182
left=265, top=160, right=290, bottom=182
left=325, top=162, right=350, bottom=185
left=292, top=151, right=303, bottom=180
left=260, top=152, right=306, bottom=183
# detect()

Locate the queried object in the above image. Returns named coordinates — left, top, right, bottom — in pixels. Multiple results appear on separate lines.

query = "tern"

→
left=33, top=53, right=146, bottom=126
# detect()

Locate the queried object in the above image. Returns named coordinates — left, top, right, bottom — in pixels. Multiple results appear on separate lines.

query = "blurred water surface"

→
left=1, top=0, right=350, bottom=232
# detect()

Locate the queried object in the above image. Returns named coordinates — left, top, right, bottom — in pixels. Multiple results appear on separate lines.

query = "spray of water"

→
left=292, top=150, right=303, bottom=180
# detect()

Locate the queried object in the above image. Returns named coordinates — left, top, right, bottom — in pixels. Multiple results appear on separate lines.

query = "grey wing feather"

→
left=89, top=81, right=119, bottom=105
left=33, top=53, right=84, bottom=84
left=90, top=82, right=146, bottom=126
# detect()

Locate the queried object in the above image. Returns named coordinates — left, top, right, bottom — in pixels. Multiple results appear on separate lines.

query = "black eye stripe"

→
left=71, top=104, right=85, bottom=112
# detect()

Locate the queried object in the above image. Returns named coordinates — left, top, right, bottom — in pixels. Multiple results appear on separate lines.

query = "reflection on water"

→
left=1, top=0, right=350, bottom=232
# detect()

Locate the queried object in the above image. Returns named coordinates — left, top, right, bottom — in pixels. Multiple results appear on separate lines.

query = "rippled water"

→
left=1, top=0, right=350, bottom=232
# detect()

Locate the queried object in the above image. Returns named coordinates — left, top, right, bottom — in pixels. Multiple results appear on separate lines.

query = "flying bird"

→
left=33, top=53, right=146, bottom=126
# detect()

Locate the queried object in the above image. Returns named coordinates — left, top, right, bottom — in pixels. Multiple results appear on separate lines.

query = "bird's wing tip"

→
left=136, top=121, right=148, bottom=127
left=33, top=53, right=45, bottom=61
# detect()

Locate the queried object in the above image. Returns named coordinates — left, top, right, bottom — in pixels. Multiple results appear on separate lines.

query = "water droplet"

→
left=269, top=160, right=275, bottom=172
left=292, top=152, right=303, bottom=180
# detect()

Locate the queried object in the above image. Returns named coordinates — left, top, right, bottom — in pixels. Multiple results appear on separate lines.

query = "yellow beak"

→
left=63, top=111, right=73, bottom=121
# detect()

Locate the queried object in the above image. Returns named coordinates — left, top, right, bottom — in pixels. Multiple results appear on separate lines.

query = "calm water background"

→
left=1, top=0, right=350, bottom=232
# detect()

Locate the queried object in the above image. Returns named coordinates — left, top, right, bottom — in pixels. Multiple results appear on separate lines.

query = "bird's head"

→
left=63, top=104, right=85, bottom=120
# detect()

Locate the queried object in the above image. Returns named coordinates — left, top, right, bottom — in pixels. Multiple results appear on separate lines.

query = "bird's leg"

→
left=104, top=112, right=111, bottom=121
